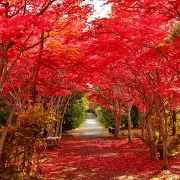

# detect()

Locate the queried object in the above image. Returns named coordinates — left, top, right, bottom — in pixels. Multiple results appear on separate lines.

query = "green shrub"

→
left=121, top=115, right=128, bottom=127
left=63, top=92, right=86, bottom=131
left=131, top=106, right=140, bottom=128
left=98, top=107, right=114, bottom=128
left=120, top=106, right=141, bottom=128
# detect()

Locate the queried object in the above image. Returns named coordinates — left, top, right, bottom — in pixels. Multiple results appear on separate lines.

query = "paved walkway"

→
left=65, top=113, right=109, bottom=137
left=79, top=113, right=108, bottom=137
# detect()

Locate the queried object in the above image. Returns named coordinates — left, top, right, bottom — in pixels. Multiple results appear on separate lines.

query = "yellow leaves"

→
left=19, top=105, right=55, bottom=127
left=49, top=31, right=59, bottom=37
left=45, top=39, right=80, bottom=59
left=43, top=15, right=85, bottom=59
left=45, top=40, right=63, bottom=49
left=47, top=110, right=57, bottom=123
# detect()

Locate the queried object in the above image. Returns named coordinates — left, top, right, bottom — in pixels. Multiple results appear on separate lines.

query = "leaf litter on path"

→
left=39, top=136, right=180, bottom=180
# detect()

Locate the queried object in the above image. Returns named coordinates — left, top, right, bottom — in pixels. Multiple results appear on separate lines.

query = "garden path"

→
left=40, top=113, right=180, bottom=180
left=78, top=113, right=108, bottom=137
left=64, top=113, right=110, bottom=138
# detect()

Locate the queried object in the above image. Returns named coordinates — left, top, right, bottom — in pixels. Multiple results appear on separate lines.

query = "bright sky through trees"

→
left=83, top=0, right=111, bottom=20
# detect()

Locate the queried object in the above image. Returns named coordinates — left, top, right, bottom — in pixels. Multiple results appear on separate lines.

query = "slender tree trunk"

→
left=155, top=95, right=169, bottom=169
left=110, top=99, right=121, bottom=138
left=55, top=96, right=64, bottom=138
left=172, top=110, right=176, bottom=136
left=159, top=115, right=169, bottom=169
left=114, top=116, right=120, bottom=138
left=0, top=106, right=16, bottom=157
left=145, top=108, right=158, bottom=161
left=58, top=119, right=63, bottom=139
left=58, top=95, right=72, bottom=139
left=159, top=112, right=169, bottom=169
left=114, top=99, right=123, bottom=138
left=47, top=121, right=56, bottom=137
left=163, top=114, right=169, bottom=169
left=162, top=137, right=169, bottom=169
left=127, top=101, right=133, bottom=143
left=141, top=113, right=146, bottom=136
left=55, top=121, right=60, bottom=137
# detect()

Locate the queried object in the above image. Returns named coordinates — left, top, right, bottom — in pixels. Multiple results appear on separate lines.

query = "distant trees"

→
left=97, top=105, right=141, bottom=129
left=63, top=92, right=87, bottom=131
left=98, top=107, right=114, bottom=128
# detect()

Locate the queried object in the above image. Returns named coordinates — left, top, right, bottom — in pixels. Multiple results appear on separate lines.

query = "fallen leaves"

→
left=39, top=137, right=180, bottom=180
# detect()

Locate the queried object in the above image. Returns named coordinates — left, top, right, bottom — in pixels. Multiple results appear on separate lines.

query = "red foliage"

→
left=39, top=137, right=180, bottom=179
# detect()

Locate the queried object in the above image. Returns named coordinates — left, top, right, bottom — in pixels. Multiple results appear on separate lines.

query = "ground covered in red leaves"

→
left=39, top=137, right=180, bottom=180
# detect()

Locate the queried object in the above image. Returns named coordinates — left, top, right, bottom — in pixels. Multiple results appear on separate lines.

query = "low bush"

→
left=0, top=105, right=53, bottom=180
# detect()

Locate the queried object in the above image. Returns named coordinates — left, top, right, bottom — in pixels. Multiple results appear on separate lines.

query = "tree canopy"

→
left=0, top=0, right=180, bottom=176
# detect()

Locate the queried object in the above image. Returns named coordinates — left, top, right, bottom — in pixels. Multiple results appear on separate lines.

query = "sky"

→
left=83, top=0, right=112, bottom=20
left=91, top=0, right=111, bottom=18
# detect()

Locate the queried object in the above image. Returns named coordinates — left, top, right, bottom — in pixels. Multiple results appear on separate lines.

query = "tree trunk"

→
left=47, top=122, right=56, bottom=137
left=114, top=116, right=120, bottom=138
left=145, top=108, right=158, bottom=161
left=161, top=114, right=169, bottom=169
left=141, top=113, right=146, bottom=136
left=162, top=137, right=169, bottom=169
left=58, top=118, right=63, bottom=139
left=55, top=121, right=60, bottom=137
left=172, top=110, right=176, bottom=136
left=57, top=95, right=72, bottom=139
left=0, top=107, right=16, bottom=157
left=127, top=101, right=133, bottom=143
left=155, top=95, right=169, bottom=169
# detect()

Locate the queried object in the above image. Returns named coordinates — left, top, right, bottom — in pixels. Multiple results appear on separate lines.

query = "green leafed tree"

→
left=131, top=106, right=140, bottom=128
left=99, top=107, right=114, bottom=128
left=63, top=92, right=86, bottom=131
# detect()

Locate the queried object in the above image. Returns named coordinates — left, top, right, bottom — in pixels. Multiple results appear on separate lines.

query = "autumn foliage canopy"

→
left=0, top=0, right=180, bottom=178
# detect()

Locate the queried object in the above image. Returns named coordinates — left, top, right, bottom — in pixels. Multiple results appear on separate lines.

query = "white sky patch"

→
left=82, top=0, right=111, bottom=21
